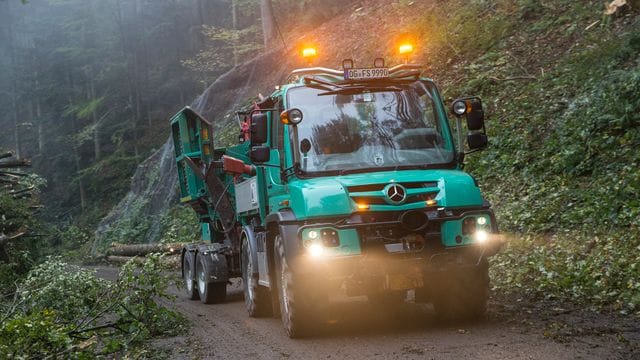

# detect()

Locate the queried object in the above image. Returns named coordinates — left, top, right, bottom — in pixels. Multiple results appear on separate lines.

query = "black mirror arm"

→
left=464, top=148, right=484, bottom=156
left=280, top=163, right=300, bottom=181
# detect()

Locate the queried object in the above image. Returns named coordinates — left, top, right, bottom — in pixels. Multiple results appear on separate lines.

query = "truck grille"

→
left=347, top=182, right=439, bottom=206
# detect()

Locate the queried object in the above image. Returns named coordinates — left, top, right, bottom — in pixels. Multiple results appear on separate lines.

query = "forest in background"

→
left=1, top=0, right=639, bottom=357
left=0, top=0, right=348, bottom=227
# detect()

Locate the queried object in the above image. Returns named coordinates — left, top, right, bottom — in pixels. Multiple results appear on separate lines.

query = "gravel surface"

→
left=92, top=267, right=639, bottom=360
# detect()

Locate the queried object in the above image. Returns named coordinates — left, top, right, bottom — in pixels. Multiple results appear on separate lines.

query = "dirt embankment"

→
left=93, top=266, right=639, bottom=360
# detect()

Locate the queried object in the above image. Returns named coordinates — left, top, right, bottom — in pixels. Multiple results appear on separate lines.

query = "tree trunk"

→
left=11, top=94, right=20, bottom=159
left=232, top=0, right=239, bottom=66
left=67, top=69, right=87, bottom=211
left=260, top=0, right=278, bottom=47
left=89, top=77, right=101, bottom=161
left=107, top=243, right=185, bottom=257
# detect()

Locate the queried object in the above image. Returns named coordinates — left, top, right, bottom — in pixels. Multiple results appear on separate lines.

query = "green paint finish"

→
left=441, top=214, right=492, bottom=247
left=201, top=222, right=211, bottom=242
left=301, top=227, right=361, bottom=256
left=287, top=169, right=483, bottom=220
left=288, top=178, right=352, bottom=219
left=170, top=108, right=213, bottom=203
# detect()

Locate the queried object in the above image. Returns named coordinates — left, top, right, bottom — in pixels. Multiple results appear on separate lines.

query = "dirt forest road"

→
left=93, top=267, right=639, bottom=360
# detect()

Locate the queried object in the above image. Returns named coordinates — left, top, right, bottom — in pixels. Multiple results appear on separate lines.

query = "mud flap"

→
left=197, top=243, right=230, bottom=284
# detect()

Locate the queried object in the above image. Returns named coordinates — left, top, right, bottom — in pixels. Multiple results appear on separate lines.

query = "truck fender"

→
left=240, top=225, right=259, bottom=278
left=196, top=243, right=229, bottom=283
left=266, top=210, right=304, bottom=272
left=265, top=210, right=297, bottom=225
left=278, top=223, right=306, bottom=274
left=181, top=244, right=199, bottom=281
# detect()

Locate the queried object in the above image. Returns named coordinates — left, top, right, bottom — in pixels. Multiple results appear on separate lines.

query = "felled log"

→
left=0, top=152, right=13, bottom=160
left=106, top=243, right=185, bottom=257
left=0, top=159, right=30, bottom=168
left=106, top=254, right=181, bottom=269
left=106, top=255, right=146, bottom=265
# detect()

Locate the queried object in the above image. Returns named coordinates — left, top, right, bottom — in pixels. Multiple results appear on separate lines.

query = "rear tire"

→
left=274, top=234, right=319, bottom=338
left=242, top=236, right=272, bottom=317
left=433, top=259, right=489, bottom=321
left=183, top=252, right=199, bottom=300
left=196, top=252, right=226, bottom=304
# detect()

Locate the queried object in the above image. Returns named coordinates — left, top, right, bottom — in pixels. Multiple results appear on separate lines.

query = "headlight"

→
left=475, top=230, right=488, bottom=243
left=308, top=243, right=324, bottom=257
left=453, top=100, right=467, bottom=116
left=477, top=217, right=487, bottom=225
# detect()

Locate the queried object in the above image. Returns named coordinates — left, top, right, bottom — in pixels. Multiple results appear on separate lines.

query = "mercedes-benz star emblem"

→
left=384, top=183, right=406, bottom=204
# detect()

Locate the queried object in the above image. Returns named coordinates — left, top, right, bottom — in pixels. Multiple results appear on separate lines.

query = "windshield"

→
left=287, top=82, right=454, bottom=174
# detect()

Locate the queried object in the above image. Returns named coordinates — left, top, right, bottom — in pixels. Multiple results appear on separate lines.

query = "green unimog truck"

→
left=170, top=53, right=501, bottom=338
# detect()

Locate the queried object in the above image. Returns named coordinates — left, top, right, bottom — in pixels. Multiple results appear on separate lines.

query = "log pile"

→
left=105, top=243, right=186, bottom=269
left=0, top=152, right=33, bottom=253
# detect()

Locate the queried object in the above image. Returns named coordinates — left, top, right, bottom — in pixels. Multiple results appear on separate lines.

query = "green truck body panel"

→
left=170, top=64, right=501, bottom=314
left=285, top=169, right=483, bottom=221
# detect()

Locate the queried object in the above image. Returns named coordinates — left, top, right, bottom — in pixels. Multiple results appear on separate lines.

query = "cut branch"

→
left=68, top=320, right=134, bottom=336
left=0, top=232, right=27, bottom=246
left=9, top=186, right=35, bottom=196
left=0, top=152, right=13, bottom=160
left=0, top=170, right=28, bottom=177
left=489, top=75, right=537, bottom=82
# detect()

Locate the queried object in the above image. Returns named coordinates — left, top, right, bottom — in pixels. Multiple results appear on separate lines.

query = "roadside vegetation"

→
left=0, top=255, right=185, bottom=358
left=410, top=0, right=640, bottom=312
left=1, top=1, right=638, bottom=357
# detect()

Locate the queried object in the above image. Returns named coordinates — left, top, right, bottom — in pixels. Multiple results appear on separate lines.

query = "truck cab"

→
left=171, top=58, right=501, bottom=338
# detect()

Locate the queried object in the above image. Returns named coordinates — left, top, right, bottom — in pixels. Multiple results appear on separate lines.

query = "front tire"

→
left=196, top=252, right=226, bottom=304
left=274, top=234, right=320, bottom=338
left=433, top=259, right=489, bottom=321
left=242, top=236, right=272, bottom=317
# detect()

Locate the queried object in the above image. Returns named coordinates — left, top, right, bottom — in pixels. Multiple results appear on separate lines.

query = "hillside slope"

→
left=97, top=0, right=640, bottom=311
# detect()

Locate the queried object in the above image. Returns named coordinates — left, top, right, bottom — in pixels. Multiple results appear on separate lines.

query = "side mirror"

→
left=300, top=138, right=311, bottom=154
left=251, top=113, right=268, bottom=145
left=451, top=97, right=484, bottom=131
left=250, top=146, right=270, bottom=163
left=467, top=133, right=488, bottom=149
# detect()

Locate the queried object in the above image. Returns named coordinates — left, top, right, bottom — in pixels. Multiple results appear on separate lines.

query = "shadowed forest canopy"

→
left=0, top=0, right=350, bottom=227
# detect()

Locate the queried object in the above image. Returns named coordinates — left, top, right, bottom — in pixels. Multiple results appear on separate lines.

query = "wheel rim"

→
left=281, top=267, right=289, bottom=315
left=198, top=263, right=206, bottom=294
left=185, top=266, right=193, bottom=292
left=245, top=252, right=254, bottom=301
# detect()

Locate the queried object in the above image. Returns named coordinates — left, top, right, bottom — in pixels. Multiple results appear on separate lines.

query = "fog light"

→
left=475, top=230, right=488, bottom=243
left=308, top=243, right=324, bottom=257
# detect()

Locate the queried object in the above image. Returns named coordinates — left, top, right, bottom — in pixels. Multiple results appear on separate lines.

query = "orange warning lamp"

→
left=399, top=43, right=414, bottom=55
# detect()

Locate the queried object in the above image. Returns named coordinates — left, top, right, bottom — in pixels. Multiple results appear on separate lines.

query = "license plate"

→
left=344, top=67, right=389, bottom=80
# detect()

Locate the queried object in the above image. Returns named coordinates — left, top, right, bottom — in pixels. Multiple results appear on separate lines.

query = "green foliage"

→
left=1, top=255, right=187, bottom=358
left=0, top=310, right=84, bottom=359
left=18, top=259, right=109, bottom=323
left=56, top=225, right=92, bottom=257
left=183, top=24, right=263, bottom=85
left=492, top=231, right=640, bottom=312
left=0, top=171, right=48, bottom=293
left=159, top=205, right=200, bottom=244
left=414, top=1, right=640, bottom=310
